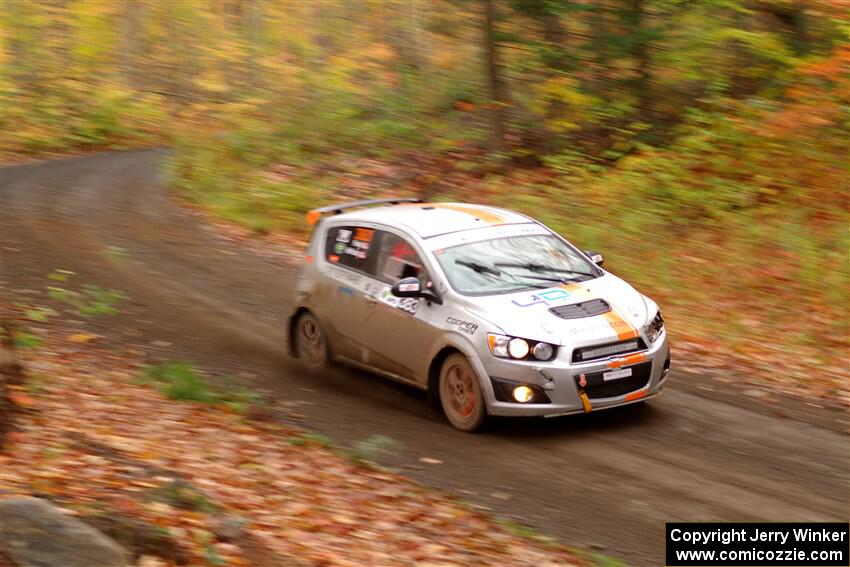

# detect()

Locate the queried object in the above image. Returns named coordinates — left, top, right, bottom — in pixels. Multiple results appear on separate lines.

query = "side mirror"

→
left=584, top=250, right=604, bottom=267
left=391, top=277, right=443, bottom=305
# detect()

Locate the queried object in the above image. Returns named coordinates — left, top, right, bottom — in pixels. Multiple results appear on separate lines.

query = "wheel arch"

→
left=426, top=336, right=484, bottom=404
left=427, top=346, right=461, bottom=404
left=288, top=307, right=310, bottom=358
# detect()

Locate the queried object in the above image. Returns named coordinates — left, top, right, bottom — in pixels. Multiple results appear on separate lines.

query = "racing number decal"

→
left=397, top=297, right=420, bottom=315
left=380, top=288, right=420, bottom=316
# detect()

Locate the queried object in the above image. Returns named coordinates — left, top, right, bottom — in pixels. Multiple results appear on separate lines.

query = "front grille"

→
left=572, top=337, right=647, bottom=363
left=548, top=299, right=610, bottom=319
left=576, top=361, right=652, bottom=399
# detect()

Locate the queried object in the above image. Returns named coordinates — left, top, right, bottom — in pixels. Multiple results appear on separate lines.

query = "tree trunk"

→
left=482, top=0, right=506, bottom=153
left=624, top=0, right=652, bottom=120
left=542, top=10, right=570, bottom=72
left=751, top=0, right=810, bottom=55
left=0, top=322, right=25, bottom=452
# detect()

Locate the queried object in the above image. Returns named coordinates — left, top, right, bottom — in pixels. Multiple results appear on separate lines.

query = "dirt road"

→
left=2, top=150, right=847, bottom=565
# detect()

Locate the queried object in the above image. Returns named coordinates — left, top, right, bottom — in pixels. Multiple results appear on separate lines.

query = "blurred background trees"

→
left=1, top=0, right=848, bottom=391
left=3, top=0, right=846, bottom=160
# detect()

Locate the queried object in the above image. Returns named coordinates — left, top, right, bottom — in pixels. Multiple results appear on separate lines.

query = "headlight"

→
left=508, top=338, right=529, bottom=359
left=487, top=334, right=556, bottom=361
left=646, top=311, right=664, bottom=343
left=532, top=342, right=554, bottom=361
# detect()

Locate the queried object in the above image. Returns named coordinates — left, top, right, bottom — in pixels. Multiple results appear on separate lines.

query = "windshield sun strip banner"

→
left=426, top=223, right=550, bottom=249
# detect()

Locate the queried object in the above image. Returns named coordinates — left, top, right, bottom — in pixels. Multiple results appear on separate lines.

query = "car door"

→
left=314, top=223, right=382, bottom=361
left=357, top=229, right=443, bottom=385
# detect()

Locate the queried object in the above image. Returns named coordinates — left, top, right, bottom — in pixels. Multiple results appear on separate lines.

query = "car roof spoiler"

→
left=306, top=198, right=424, bottom=225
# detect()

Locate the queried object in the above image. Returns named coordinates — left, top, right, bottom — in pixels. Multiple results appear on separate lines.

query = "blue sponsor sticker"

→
left=512, top=288, right=571, bottom=307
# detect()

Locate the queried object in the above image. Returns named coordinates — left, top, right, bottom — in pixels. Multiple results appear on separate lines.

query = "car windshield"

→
left=434, top=234, right=601, bottom=296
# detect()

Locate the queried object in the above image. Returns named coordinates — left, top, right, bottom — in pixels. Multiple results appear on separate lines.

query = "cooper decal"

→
left=446, top=317, right=478, bottom=335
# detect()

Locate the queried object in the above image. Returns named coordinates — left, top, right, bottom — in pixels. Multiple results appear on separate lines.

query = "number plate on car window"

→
left=603, top=368, right=633, bottom=381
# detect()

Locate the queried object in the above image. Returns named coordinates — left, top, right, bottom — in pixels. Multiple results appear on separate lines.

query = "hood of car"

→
left=464, top=273, right=656, bottom=347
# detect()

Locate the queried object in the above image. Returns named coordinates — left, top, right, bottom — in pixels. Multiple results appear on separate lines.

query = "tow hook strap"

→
left=578, top=390, right=592, bottom=413
left=577, top=373, right=592, bottom=413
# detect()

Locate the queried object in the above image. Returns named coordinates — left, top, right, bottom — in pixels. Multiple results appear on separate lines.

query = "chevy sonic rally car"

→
left=289, top=198, right=670, bottom=431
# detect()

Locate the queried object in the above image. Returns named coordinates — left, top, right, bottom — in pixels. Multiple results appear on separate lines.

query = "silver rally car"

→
left=290, top=198, right=670, bottom=431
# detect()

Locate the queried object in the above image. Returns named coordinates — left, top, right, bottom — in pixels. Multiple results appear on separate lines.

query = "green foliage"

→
left=105, top=246, right=129, bottom=262
left=137, top=362, right=261, bottom=412
left=215, top=374, right=263, bottom=414
left=287, top=432, right=334, bottom=448
left=24, top=307, right=58, bottom=322
left=496, top=518, right=546, bottom=540
left=167, top=123, right=338, bottom=235
left=12, top=330, right=42, bottom=349
left=149, top=480, right=216, bottom=514
left=47, top=284, right=126, bottom=317
left=204, top=545, right=226, bottom=566
left=138, top=362, right=216, bottom=403
left=348, top=434, right=402, bottom=466
left=48, top=269, right=75, bottom=282
left=586, top=552, right=628, bottom=567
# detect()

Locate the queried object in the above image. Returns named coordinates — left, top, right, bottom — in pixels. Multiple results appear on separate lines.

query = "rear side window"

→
left=324, top=225, right=376, bottom=273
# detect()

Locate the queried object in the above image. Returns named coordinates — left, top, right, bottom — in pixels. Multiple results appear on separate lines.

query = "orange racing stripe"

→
left=428, top=203, right=506, bottom=224
left=624, top=388, right=648, bottom=402
left=560, top=283, right=639, bottom=340
left=601, top=309, right=640, bottom=341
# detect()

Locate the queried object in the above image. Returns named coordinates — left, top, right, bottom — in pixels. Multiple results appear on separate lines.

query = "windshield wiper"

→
left=495, top=262, right=596, bottom=279
left=455, top=259, right=502, bottom=276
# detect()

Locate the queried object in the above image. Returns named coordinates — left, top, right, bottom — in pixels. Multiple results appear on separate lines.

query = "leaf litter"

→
left=1, top=305, right=585, bottom=567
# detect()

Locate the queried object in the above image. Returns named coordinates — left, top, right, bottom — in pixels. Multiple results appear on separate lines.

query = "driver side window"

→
left=375, top=232, right=427, bottom=285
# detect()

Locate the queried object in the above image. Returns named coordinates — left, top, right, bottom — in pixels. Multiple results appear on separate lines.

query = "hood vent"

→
left=548, top=299, right=611, bottom=319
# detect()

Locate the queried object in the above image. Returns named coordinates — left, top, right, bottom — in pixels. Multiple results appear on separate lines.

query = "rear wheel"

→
left=293, top=311, right=328, bottom=372
left=439, top=353, right=486, bottom=432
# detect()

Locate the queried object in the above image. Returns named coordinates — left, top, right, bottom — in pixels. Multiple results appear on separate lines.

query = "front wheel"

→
left=439, top=353, right=486, bottom=432
left=292, top=311, right=329, bottom=373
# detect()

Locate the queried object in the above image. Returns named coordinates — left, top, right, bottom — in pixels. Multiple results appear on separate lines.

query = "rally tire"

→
left=292, top=311, right=329, bottom=373
left=439, top=353, right=487, bottom=432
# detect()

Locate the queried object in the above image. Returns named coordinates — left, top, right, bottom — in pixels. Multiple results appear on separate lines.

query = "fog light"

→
left=512, top=385, right=535, bottom=403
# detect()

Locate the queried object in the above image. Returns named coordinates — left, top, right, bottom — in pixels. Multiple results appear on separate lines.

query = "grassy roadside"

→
left=1, top=297, right=596, bottom=567
left=166, top=124, right=849, bottom=407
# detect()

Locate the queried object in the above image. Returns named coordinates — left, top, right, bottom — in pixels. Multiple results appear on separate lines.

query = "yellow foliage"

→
left=531, top=76, right=598, bottom=132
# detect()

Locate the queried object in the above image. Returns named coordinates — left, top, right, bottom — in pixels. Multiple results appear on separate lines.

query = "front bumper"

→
left=476, top=332, right=670, bottom=417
